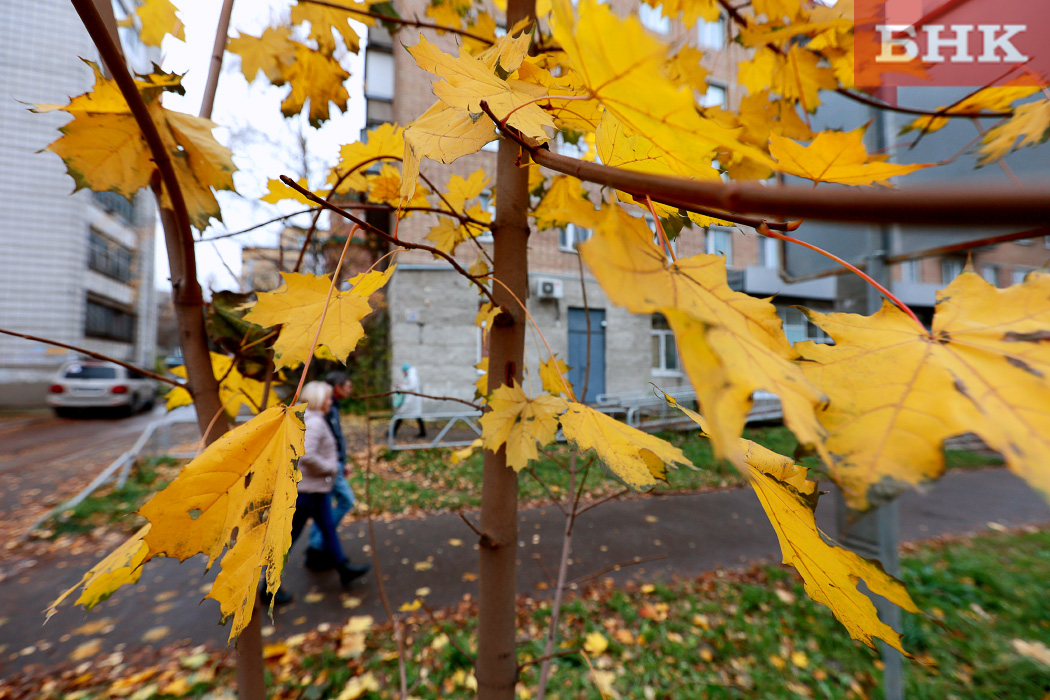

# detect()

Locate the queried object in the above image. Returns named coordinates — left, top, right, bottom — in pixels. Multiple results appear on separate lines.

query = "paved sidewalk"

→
left=1, top=468, right=1047, bottom=677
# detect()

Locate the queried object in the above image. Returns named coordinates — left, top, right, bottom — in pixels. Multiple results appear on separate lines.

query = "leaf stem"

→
left=645, top=195, right=677, bottom=264
left=289, top=225, right=360, bottom=406
left=757, top=224, right=925, bottom=329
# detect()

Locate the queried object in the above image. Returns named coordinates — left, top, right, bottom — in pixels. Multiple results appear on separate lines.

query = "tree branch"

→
left=299, top=0, right=496, bottom=46
left=196, top=208, right=321, bottom=242
left=354, top=390, right=482, bottom=411
left=279, top=176, right=501, bottom=306
left=0, top=327, right=185, bottom=389
left=478, top=102, right=1050, bottom=227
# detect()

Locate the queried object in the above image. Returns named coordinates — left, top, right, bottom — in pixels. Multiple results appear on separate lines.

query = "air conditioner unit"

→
left=533, top=276, right=563, bottom=300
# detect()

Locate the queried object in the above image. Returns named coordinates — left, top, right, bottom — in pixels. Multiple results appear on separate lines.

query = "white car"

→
left=47, top=361, right=156, bottom=418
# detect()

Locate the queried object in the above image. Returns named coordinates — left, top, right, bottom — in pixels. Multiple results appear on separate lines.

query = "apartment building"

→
left=0, top=0, right=158, bottom=407
left=355, top=1, right=841, bottom=407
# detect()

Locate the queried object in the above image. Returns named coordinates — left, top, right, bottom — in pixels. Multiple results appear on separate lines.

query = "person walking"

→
left=261, top=381, right=369, bottom=606
left=305, top=371, right=357, bottom=571
left=392, top=363, right=426, bottom=438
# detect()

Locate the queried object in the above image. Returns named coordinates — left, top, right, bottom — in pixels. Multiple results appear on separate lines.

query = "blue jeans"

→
left=309, top=465, right=355, bottom=550
left=291, top=492, right=346, bottom=565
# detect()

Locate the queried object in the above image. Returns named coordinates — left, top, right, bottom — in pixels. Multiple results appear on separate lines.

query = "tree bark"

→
left=475, top=0, right=534, bottom=695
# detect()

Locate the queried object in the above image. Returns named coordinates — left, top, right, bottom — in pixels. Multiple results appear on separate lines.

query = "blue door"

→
left=567, top=308, right=605, bottom=404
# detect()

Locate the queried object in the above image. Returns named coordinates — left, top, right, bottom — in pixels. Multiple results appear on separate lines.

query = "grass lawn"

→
left=30, top=528, right=1050, bottom=699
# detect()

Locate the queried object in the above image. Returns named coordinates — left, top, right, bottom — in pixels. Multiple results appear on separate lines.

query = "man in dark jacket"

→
left=305, top=370, right=361, bottom=571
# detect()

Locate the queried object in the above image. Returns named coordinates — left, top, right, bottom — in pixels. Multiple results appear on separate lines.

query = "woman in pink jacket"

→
left=263, top=381, right=369, bottom=605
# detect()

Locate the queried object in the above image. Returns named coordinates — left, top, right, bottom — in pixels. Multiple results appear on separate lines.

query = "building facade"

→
left=0, top=0, right=158, bottom=407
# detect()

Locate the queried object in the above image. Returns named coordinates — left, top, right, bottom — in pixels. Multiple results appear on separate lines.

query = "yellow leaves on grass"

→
left=36, top=64, right=235, bottom=230
left=139, top=405, right=305, bottom=636
left=51, top=406, right=307, bottom=641
left=770, top=129, right=932, bottom=186
left=666, top=396, right=919, bottom=653
left=551, top=0, right=771, bottom=180
left=578, top=207, right=826, bottom=463
left=166, top=352, right=278, bottom=417
left=479, top=383, right=567, bottom=471
left=560, top=402, right=690, bottom=491
left=243, top=268, right=394, bottom=370
left=798, top=271, right=1050, bottom=509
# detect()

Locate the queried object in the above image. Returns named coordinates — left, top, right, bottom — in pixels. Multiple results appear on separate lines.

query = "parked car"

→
left=47, top=361, right=156, bottom=418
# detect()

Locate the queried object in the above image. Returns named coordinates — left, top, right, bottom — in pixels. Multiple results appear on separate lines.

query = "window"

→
left=559, top=223, right=593, bottom=252
left=759, top=236, right=780, bottom=270
left=638, top=3, right=670, bottom=33
left=364, top=48, right=394, bottom=100
left=476, top=190, right=495, bottom=242
left=778, top=307, right=828, bottom=345
left=651, top=314, right=680, bottom=374
left=1044, top=235, right=1050, bottom=249
left=706, top=227, right=733, bottom=265
left=941, top=258, right=964, bottom=284
left=64, top=365, right=117, bottom=380
left=92, top=191, right=136, bottom=225
left=85, top=296, right=135, bottom=343
left=697, top=13, right=727, bottom=50
left=898, top=259, right=919, bottom=283
left=699, top=83, right=727, bottom=108
left=88, top=228, right=134, bottom=283
left=1012, top=267, right=1033, bottom=285
left=981, top=264, right=1000, bottom=287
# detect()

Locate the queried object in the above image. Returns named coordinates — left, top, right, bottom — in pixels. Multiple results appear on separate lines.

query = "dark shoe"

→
left=337, top=561, right=371, bottom=588
left=260, top=586, right=293, bottom=607
left=305, top=546, right=336, bottom=571
left=416, top=432, right=427, bottom=438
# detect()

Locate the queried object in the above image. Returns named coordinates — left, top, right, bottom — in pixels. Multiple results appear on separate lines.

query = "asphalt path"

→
left=1, top=467, right=1046, bottom=678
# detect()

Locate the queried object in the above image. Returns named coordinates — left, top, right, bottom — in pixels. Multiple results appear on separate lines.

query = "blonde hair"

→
left=300, top=380, right=332, bottom=410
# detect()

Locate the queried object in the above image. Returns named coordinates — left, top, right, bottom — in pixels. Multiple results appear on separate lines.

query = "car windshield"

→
left=64, top=365, right=117, bottom=379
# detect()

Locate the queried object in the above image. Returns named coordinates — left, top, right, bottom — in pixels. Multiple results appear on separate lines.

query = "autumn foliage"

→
left=36, top=0, right=1050, bottom=685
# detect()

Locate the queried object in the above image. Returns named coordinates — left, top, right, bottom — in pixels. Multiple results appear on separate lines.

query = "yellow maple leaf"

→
left=551, top=0, right=772, bottom=180
left=978, top=100, right=1050, bottom=165
left=166, top=352, right=278, bottom=417
left=444, top=169, right=490, bottom=211
left=260, top=177, right=315, bottom=206
left=479, top=383, right=567, bottom=471
left=665, top=395, right=919, bottom=652
left=47, top=112, right=154, bottom=200
left=401, top=100, right=497, bottom=199
left=538, top=355, right=574, bottom=400
left=367, top=164, right=429, bottom=209
left=164, top=111, right=236, bottom=192
left=578, top=206, right=826, bottom=462
left=475, top=357, right=489, bottom=397
left=665, top=46, right=711, bottom=95
left=641, top=0, right=719, bottom=27
left=406, top=35, right=554, bottom=141
left=798, top=270, right=1050, bottom=509
left=425, top=0, right=469, bottom=31
left=463, top=12, right=499, bottom=55
left=228, top=27, right=298, bottom=84
left=531, top=175, right=602, bottom=231
left=136, top=0, right=185, bottom=47
left=901, top=83, right=1039, bottom=136
left=330, top=122, right=405, bottom=194
left=46, top=525, right=151, bottom=621
left=740, top=46, right=836, bottom=113
left=560, top=402, right=689, bottom=491
left=290, top=0, right=372, bottom=54
left=139, top=406, right=305, bottom=638
left=770, top=128, right=932, bottom=186
left=280, top=43, right=350, bottom=128
left=425, top=218, right=475, bottom=254
left=243, top=268, right=393, bottom=369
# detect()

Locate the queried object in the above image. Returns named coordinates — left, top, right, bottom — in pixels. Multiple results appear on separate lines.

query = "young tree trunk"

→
left=475, top=0, right=534, bottom=693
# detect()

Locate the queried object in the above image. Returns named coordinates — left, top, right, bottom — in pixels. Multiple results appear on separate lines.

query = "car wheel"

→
left=54, top=407, right=76, bottom=419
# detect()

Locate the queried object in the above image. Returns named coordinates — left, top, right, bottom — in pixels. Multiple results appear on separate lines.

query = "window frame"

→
left=650, top=314, right=682, bottom=376
left=559, top=222, right=593, bottom=253
left=705, top=227, right=733, bottom=266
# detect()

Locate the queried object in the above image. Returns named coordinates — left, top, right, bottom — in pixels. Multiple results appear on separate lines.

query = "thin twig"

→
left=458, top=512, right=498, bottom=548
left=281, top=176, right=501, bottom=307
left=352, top=390, right=481, bottom=411
left=567, top=553, right=668, bottom=587
left=571, top=455, right=596, bottom=521
left=531, top=552, right=558, bottom=587
left=519, top=647, right=581, bottom=671
left=525, top=469, right=568, bottom=516
left=196, top=209, right=320, bottom=242
left=299, top=0, right=497, bottom=46
left=574, top=489, right=629, bottom=518
left=0, top=327, right=184, bottom=389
